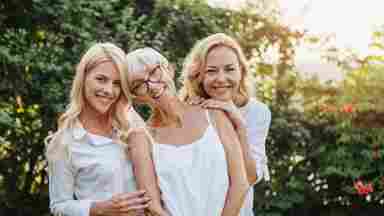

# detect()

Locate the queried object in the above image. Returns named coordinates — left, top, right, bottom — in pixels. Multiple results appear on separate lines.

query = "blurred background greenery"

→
left=0, top=0, right=383, bottom=215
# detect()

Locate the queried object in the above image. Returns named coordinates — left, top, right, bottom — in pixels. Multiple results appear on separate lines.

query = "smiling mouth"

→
left=152, top=88, right=165, bottom=99
left=213, top=85, right=232, bottom=89
left=96, top=95, right=114, bottom=102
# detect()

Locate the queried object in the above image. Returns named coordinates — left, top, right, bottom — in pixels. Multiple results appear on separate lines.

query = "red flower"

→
left=341, top=104, right=354, bottom=113
left=354, top=180, right=374, bottom=196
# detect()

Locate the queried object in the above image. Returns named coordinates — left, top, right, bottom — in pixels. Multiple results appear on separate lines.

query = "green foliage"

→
left=5, top=0, right=382, bottom=216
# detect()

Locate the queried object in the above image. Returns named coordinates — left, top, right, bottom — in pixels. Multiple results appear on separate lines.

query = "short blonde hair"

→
left=179, top=33, right=251, bottom=106
left=46, top=42, right=129, bottom=161
left=125, top=48, right=177, bottom=123
left=125, top=47, right=176, bottom=97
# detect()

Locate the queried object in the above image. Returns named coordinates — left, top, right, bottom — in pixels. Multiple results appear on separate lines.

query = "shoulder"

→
left=122, top=127, right=149, bottom=145
left=45, top=128, right=74, bottom=162
left=244, top=98, right=271, bottom=124
left=185, top=103, right=209, bottom=122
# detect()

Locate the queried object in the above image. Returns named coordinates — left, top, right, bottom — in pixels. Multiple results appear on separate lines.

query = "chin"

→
left=209, top=93, right=232, bottom=102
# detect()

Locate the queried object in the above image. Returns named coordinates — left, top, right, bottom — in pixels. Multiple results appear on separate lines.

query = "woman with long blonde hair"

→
left=180, top=33, right=272, bottom=216
left=46, top=42, right=152, bottom=216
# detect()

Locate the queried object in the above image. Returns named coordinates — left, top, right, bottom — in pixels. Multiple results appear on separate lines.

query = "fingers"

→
left=111, top=191, right=151, bottom=212
left=112, top=190, right=146, bottom=201
left=200, top=99, right=229, bottom=111
left=187, top=96, right=205, bottom=105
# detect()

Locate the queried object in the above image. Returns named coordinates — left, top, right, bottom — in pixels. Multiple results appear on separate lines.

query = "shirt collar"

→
left=72, top=120, right=87, bottom=140
left=71, top=120, right=121, bottom=146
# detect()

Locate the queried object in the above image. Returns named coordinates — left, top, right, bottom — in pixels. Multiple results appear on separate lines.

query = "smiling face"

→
left=202, top=46, right=242, bottom=102
left=83, top=61, right=122, bottom=115
left=128, top=64, right=168, bottom=101
left=128, top=64, right=167, bottom=102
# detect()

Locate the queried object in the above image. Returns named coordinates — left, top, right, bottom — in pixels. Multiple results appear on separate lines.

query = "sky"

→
left=208, top=0, right=384, bottom=81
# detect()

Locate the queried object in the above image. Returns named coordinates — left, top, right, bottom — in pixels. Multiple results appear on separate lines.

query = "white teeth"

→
left=214, top=86, right=231, bottom=89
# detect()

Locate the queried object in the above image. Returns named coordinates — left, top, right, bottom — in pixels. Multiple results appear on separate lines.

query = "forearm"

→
left=126, top=131, right=169, bottom=216
left=212, top=111, right=250, bottom=216
left=221, top=149, right=250, bottom=216
left=236, top=128, right=258, bottom=185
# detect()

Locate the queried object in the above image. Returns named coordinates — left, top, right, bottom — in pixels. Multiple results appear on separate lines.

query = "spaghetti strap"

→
left=205, top=110, right=212, bottom=125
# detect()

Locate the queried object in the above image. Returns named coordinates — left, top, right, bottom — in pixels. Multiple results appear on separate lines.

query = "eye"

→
left=225, top=67, right=235, bottom=72
left=206, top=69, right=217, bottom=74
left=96, top=76, right=106, bottom=82
left=113, top=81, right=121, bottom=87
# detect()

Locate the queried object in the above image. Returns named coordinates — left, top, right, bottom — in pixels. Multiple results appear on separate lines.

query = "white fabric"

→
left=48, top=123, right=137, bottom=216
left=126, top=106, right=147, bottom=129
left=151, top=111, right=229, bottom=216
left=239, top=98, right=271, bottom=216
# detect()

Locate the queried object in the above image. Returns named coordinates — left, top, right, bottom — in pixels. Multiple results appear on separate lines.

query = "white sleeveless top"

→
left=152, top=111, right=229, bottom=216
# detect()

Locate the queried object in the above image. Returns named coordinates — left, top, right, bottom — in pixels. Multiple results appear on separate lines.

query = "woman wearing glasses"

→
left=122, top=47, right=250, bottom=216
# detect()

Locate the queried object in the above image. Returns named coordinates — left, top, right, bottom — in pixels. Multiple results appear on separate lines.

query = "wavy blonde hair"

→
left=179, top=33, right=252, bottom=106
left=45, top=42, right=130, bottom=161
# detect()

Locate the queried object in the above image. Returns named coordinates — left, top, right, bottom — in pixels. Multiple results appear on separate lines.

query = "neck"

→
left=79, top=106, right=113, bottom=136
left=149, top=94, right=186, bottom=128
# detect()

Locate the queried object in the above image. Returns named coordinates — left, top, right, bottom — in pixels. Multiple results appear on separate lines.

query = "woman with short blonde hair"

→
left=124, top=47, right=250, bottom=216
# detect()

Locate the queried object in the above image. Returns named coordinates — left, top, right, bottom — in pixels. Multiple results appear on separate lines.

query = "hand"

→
left=200, top=99, right=246, bottom=131
left=186, top=95, right=205, bottom=106
left=90, top=190, right=151, bottom=216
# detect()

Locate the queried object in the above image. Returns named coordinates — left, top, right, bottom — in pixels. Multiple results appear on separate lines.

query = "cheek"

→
left=230, top=71, right=242, bottom=86
left=201, top=76, right=212, bottom=91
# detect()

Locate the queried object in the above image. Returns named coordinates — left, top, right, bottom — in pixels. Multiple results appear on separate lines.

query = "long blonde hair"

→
left=125, top=47, right=177, bottom=126
left=179, top=33, right=252, bottom=106
left=45, top=42, right=130, bottom=161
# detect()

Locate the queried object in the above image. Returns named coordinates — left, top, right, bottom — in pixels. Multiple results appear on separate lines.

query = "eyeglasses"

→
left=130, top=64, right=165, bottom=97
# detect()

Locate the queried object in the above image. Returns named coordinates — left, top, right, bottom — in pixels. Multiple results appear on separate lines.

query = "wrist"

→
left=90, top=201, right=105, bottom=216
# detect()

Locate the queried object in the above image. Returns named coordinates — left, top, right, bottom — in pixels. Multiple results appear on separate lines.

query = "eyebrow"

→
left=206, top=63, right=235, bottom=68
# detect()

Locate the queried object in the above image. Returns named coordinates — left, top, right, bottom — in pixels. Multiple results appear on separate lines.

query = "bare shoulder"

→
left=184, top=103, right=208, bottom=121
left=121, top=127, right=150, bottom=147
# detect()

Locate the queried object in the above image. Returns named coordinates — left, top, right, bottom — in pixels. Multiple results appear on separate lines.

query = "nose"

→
left=103, top=82, right=114, bottom=96
left=215, top=70, right=227, bottom=83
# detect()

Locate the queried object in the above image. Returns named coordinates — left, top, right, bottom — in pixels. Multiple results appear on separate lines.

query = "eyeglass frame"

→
left=130, top=63, right=167, bottom=97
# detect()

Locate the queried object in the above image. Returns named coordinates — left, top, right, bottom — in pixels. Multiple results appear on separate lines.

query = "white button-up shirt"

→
left=48, top=123, right=137, bottom=216
left=239, top=98, right=271, bottom=216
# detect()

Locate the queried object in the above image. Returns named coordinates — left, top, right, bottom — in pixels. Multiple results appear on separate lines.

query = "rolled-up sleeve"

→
left=247, top=103, right=271, bottom=184
left=49, top=159, right=93, bottom=216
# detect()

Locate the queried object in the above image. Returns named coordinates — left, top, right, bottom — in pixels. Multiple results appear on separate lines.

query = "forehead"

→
left=128, top=63, right=161, bottom=82
left=88, top=61, right=120, bottom=79
left=206, top=46, right=239, bottom=66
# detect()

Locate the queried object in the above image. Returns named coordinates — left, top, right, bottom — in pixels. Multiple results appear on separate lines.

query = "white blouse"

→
left=239, top=98, right=271, bottom=216
left=48, top=124, right=136, bottom=216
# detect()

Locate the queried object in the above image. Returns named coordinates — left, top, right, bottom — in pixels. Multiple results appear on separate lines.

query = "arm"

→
left=49, top=158, right=96, bottom=216
left=122, top=128, right=169, bottom=216
left=247, top=103, right=272, bottom=184
left=200, top=99, right=257, bottom=184
left=49, top=136, right=150, bottom=216
left=210, top=110, right=250, bottom=216
left=236, top=127, right=258, bottom=184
